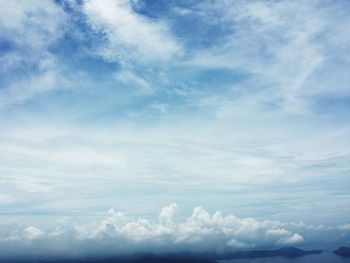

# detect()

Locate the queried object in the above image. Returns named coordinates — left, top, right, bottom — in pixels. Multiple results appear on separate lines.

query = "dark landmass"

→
left=0, top=247, right=323, bottom=262
left=0, top=255, right=216, bottom=263
left=333, top=246, right=350, bottom=257
left=211, top=247, right=323, bottom=260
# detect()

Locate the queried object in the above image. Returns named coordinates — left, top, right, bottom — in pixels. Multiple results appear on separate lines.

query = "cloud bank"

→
left=1, top=204, right=306, bottom=257
left=1, top=203, right=350, bottom=258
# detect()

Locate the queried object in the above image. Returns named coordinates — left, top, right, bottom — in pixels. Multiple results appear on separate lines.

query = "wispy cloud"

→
left=181, top=0, right=350, bottom=115
left=83, top=0, right=182, bottom=64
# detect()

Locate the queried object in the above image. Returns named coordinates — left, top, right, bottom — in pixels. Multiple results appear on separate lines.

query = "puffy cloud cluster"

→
left=0, top=204, right=305, bottom=257
left=6, top=226, right=44, bottom=241
left=73, top=204, right=305, bottom=250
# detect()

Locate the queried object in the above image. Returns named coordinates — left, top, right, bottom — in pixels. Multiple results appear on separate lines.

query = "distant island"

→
left=0, top=247, right=324, bottom=263
left=0, top=255, right=217, bottom=263
left=213, top=247, right=323, bottom=260
left=333, top=246, right=350, bottom=257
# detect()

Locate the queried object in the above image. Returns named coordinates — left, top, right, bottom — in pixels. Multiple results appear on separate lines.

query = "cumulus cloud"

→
left=277, top=233, right=304, bottom=246
left=0, top=204, right=305, bottom=257
left=23, top=226, right=45, bottom=240
left=83, top=0, right=182, bottom=63
left=6, top=226, right=44, bottom=241
left=159, top=203, right=178, bottom=226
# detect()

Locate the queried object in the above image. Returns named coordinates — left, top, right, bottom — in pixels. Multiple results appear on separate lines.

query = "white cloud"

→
left=1, top=204, right=306, bottom=256
left=338, top=224, right=350, bottom=231
left=77, top=204, right=302, bottom=250
left=15, top=180, right=49, bottom=193
left=0, top=0, right=68, bottom=107
left=0, top=0, right=66, bottom=45
left=0, top=67, right=58, bottom=107
left=1, top=119, right=350, bottom=226
left=83, top=0, right=182, bottom=63
left=0, top=194, right=16, bottom=204
left=159, top=203, right=177, bottom=226
left=6, top=226, right=44, bottom=241
left=23, top=226, right=45, bottom=240
left=115, top=70, right=154, bottom=94
left=183, top=0, right=350, bottom=115
left=0, top=0, right=66, bottom=67
left=278, top=233, right=304, bottom=245
left=227, top=239, right=251, bottom=249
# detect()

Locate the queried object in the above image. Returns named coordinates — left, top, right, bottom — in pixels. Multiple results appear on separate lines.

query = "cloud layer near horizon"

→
left=1, top=203, right=346, bottom=258
left=2, top=204, right=350, bottom=258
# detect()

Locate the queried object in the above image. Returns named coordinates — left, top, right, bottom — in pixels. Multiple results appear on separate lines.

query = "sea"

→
left=218, top=252, right=350, bottom=262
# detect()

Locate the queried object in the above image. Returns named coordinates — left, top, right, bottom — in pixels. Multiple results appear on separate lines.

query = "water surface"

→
left=218, top=252, right=349, bottom=263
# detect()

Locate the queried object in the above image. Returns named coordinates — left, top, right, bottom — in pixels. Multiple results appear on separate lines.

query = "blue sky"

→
left=0, top=0, right=350, bottom=256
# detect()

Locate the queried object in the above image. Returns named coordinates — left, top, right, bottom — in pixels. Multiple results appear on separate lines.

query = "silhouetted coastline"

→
left=333, top=246, right=350, bottom=257
left=0, top=247, right=324, bottom=263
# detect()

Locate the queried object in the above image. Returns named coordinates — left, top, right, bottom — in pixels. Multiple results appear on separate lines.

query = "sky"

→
left=0, top=0, right=350, bottom=258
